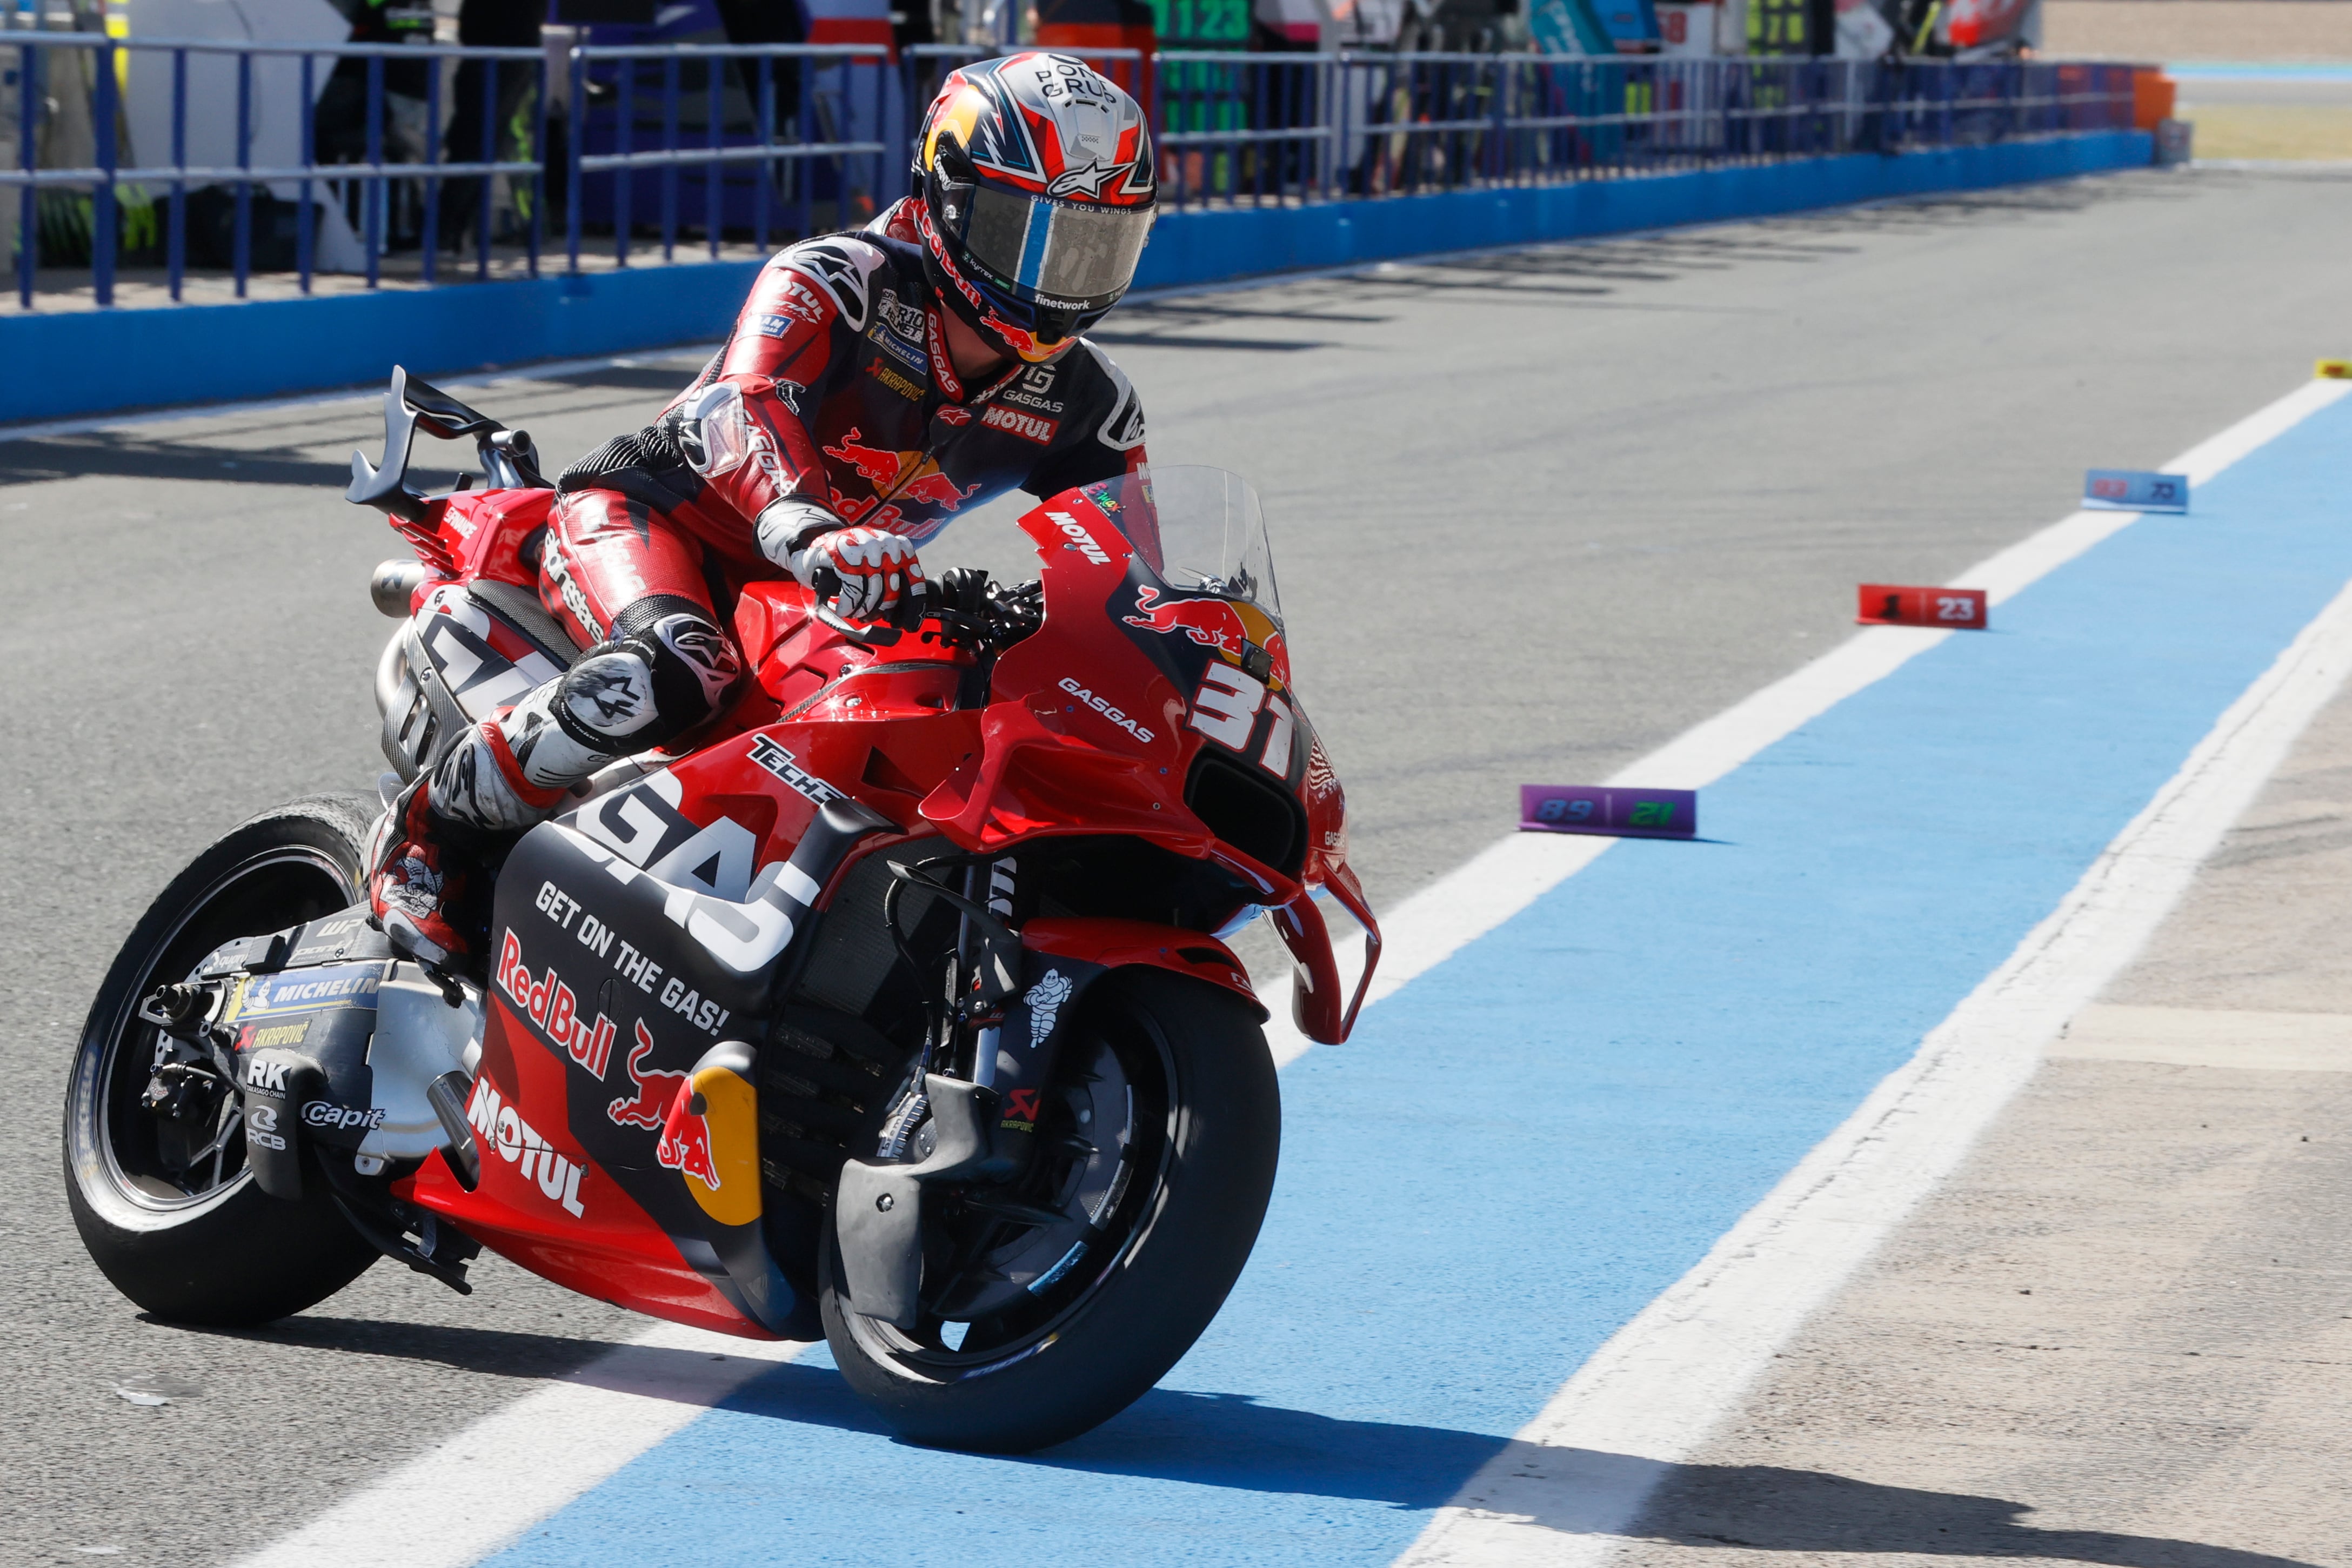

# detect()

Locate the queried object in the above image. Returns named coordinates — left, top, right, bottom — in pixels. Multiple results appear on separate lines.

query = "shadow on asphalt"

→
left=0, top=439, right=359, bottom=491
left=177, top=1315, right=646, bottom=1388
left=1619, top=1456, right=2327, bottom=1566
left=723, top=1368, right=2329, bottom=1566
left=156, top=1316, right=2326, bottom=1565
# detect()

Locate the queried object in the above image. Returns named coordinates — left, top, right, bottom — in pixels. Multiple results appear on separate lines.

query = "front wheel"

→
left=820, top=969, right=1280, bottom=1453
left=63, top=794, right=384, bottom=1325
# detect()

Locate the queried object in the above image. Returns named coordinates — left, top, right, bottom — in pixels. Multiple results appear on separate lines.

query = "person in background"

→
left=436, top=0, right=543, bottom=251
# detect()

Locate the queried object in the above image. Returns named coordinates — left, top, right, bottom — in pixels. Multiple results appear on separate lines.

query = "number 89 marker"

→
left=1519, top=786, right=1696, bottom=840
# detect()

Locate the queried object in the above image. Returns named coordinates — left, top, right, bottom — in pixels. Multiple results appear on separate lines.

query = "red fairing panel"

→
left=919, top=499, right=1202, bottom=850
left=398, top=995, right=778, bottom=1339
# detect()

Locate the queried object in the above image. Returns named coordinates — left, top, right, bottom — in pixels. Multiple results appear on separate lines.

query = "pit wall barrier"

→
left=1, top=130, right=2149, bottom=428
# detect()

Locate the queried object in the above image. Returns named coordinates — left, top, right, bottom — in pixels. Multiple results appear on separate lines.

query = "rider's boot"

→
left=370, top=714, right=571, bottom=969
left=370, top=609, right=742, bottom=967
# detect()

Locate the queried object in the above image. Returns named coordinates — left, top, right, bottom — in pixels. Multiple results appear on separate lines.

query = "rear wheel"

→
left=62, top=794, right=384, bottom=1325
left=820, top=970, right=1279, bottom=1453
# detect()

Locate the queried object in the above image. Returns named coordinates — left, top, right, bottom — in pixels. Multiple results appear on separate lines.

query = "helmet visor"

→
left=963, top=185, right=1154, bottom=310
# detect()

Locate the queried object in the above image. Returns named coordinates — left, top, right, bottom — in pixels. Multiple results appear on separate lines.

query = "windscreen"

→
left=1081, top=465, right=1280, bottom=618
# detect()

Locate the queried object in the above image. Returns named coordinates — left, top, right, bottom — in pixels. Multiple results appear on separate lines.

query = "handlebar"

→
left=812, top=566, right=1043, bottom=654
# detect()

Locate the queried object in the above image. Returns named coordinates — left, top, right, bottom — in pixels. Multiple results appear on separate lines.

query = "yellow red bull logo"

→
left=658, top=1058, right=763, bottom=1228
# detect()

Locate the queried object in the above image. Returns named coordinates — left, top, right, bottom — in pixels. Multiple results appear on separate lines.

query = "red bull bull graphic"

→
left=606, top=1021, right=689, bottom=1131
left=822, top=427, right=904, bottom=487
left=495, top=930, right=618, bottom=1078
left=896, top=465, right=984, bottom=512
left=657, top=1079, right=721, bottom=1191
left=1124, top=585, right=1292, bottom=687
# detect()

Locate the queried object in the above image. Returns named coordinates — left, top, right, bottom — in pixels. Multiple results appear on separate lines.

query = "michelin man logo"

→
left=1025, top=970, right=1073, bottom=1049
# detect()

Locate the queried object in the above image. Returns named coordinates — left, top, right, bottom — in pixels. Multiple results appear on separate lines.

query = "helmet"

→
left=911, top=53, right=1157, bottom=362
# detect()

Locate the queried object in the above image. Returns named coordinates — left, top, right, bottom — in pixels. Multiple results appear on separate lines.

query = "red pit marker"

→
left=1520, top=786, right=1696, bottom=840
left=1857, top=584, right=1987, bottom=630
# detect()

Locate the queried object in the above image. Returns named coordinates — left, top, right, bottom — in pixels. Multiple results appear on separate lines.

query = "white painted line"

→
left=230, top=1324, right=812, bottom=1568
left=1393, top=401, right=2352, bottom=1567
left=1256, top=377, right=2352, bottom=1070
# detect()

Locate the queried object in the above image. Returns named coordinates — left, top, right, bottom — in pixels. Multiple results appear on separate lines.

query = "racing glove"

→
left=758, top=499, right=926, bottom=624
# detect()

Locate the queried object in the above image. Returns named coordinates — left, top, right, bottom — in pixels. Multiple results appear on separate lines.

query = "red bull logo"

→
left=896, top=465, right=983, bottom=512
left=1124, top=585, right=1292, bottom=686
left=496, top=931, right=618, bottom=1078
left=656, top=1079, right=720, bottom=1190
left=605, top=1021, right=687, bottom=1131
left=823, top=427, right=904, bottom=487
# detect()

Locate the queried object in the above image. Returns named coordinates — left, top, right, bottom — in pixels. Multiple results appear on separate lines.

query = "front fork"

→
left=838, top=854, right=1065, bottom=1329
left=883, top=854, right=1055, bottom=1181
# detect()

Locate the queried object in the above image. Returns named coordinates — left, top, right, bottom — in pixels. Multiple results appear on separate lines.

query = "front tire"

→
left=820, top=969, right=1280, bottom=1452
left=63, top=794, right=384, bottom=1325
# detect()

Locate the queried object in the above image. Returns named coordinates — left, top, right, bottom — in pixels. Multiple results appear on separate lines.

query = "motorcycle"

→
left=61, top=368, right=1380, bottom=1452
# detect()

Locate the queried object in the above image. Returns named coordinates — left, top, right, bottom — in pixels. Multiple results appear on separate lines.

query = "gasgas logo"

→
left=464, top=1078, right=587, bottom=1218
left=1058, top=676, right=1154, bottom=744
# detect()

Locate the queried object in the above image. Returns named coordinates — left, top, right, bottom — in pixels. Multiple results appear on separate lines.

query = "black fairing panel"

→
left=490, top=822, right=763, bottom=1252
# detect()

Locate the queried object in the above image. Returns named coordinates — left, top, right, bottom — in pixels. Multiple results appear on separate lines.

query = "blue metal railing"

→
left=2, top=33, right=546, bottom=308
left=1, top=35, right=2136, bottom=311
left=565, top=41, right=894, bottom=272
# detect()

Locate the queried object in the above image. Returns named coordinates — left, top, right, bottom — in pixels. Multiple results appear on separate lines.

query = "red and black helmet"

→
left=911, top=53, right=1157, bottom=363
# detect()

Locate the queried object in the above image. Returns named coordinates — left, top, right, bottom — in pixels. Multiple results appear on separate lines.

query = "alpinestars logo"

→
left=782, top=238, right=879, bottom=331
left=1045, top=160, right=1121, bottom=199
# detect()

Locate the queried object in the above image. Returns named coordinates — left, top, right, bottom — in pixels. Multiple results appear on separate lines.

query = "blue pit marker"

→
left=2085, top=469, right=2189, bottom=513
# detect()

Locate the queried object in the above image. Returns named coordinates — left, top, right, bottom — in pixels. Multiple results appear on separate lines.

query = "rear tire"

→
left=63, top=794, right=384, bottom=1325
left=820, top=969, right=1279, bottom=1452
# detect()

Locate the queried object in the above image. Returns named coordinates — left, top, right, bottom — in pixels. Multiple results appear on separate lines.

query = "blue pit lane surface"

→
left=482, top=394, right=2352, bottom=1567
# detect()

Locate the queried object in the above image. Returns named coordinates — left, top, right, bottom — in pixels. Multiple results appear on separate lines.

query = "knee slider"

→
left=566, top=595, right=741, bottom=750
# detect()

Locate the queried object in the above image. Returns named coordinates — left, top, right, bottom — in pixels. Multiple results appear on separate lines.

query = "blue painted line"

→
left=483, top=395, right=2352, bottom=1567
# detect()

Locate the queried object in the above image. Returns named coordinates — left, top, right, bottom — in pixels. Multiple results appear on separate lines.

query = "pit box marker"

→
left=1856, top=585, right=1987, bottom=630
left=1519, top=786, right=1696, bottom=841
left=2084, top=470, right=2189, bottom=513
left=2317, top=359, right=2350, bottom=380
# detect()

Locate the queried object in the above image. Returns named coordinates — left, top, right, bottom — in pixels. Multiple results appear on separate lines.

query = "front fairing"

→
left=923, top=471, right=1380, bottom=1042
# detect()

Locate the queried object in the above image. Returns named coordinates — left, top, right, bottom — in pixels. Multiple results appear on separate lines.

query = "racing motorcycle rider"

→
left=371, top=52, right=1158, bottom=967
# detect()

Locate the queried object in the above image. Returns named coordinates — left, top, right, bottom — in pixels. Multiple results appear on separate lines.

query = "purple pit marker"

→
left=1519, top=786, right=1697, bottom=840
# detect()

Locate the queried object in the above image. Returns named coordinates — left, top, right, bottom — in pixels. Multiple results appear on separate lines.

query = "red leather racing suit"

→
left=401, top=197, right=1151, bottom=858
left=537, top=198, right=1150, bottom=667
